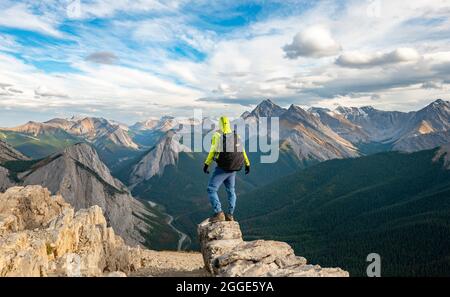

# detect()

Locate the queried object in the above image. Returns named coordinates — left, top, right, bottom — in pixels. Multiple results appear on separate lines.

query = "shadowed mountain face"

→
left=238, top=147, right=450, bottom=276
left=0, top=139, right=29, bottom=191
left=0, top=139, right=29, bottom=163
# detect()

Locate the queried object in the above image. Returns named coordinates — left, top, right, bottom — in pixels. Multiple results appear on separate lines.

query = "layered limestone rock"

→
left=0, top=185, right=203, bottom=277
left=198, top=219, right=349, bottom=277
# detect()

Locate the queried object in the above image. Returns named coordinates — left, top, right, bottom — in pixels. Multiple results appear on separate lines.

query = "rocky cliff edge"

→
left=0, top=185, right=203, bottom=276
left=198, top=219, right=349, bottom=277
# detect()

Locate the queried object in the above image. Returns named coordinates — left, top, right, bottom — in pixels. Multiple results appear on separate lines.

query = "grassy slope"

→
left=237, top=148, right=450, bottom=276
left=0, top=130, right=80, bottom=159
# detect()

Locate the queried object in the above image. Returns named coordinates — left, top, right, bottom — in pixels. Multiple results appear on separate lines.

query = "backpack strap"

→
left=233, top=130, right=238, bottom=153
left=222, top=132, right=227, bottom=153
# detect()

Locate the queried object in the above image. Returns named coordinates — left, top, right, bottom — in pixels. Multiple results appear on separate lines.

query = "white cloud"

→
left=0, top=4, right=62, bottom=38
left=166, top=62, right=198, bottom=83
left=34, top=85, right=68, bottom=98
left=76, top=0, right=179, bottom=19
left=336, top=48, right=421, bottom=68
left=283, top=26, right=341, bottom=59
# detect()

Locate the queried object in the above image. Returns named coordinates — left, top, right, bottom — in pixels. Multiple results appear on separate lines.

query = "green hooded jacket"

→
left=204, top=116, right=250, bottom=167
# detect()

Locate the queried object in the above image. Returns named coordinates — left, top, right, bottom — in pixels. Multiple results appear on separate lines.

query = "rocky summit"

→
left=197, top=219, right=349, bottom=277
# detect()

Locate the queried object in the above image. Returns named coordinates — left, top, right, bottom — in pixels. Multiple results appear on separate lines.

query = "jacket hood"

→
left=219, top=116, right=232, bottom=134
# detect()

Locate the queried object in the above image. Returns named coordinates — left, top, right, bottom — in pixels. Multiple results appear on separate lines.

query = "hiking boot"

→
left=225, top=214, right=234, bottom=221
left=210, top=211, right=225, bottom=222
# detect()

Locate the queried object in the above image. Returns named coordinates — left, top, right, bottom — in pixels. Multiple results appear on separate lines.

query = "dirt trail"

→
left=130, top=251, right=209, bottom=277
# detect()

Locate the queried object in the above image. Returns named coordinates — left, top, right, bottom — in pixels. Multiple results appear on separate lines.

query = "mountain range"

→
left=2, top=98, right=449, bottom=167
left=1, top=98, right=450, bottom=268
left=313, top=99, right=450, bottom=153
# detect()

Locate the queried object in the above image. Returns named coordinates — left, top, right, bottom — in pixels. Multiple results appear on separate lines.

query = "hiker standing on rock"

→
left=203, top=116, right=250, bottom=222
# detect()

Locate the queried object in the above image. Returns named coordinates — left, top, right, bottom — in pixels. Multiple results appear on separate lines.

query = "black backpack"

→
left=216, top=131, right=245, bottom=171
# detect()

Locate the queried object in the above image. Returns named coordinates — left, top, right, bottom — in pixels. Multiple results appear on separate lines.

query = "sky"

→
left=0, top=0, right=450, bottom=126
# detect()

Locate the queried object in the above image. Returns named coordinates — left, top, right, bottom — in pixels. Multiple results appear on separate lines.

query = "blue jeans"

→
left=207, top=167, right=237, bottom=215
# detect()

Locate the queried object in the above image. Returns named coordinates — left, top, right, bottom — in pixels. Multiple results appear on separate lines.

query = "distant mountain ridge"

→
left=323, top=99, right=450, bottom=151
left=239, top=98, right=450, bottom=154
left=44, top=116, right=138, bottom=149
left=0, top=116, right=141, bottom=170
left=2, top=99, right=448, bottom=162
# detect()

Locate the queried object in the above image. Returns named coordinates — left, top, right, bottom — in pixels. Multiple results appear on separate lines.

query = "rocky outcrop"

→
left=198, top=219, right=349, bottom=277
left=0, top=185, right=204, bottom=276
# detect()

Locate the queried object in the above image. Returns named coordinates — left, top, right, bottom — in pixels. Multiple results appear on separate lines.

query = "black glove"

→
left=245, top=165, right=250, bottom=175
left=203, top=164, right=210, bottom=174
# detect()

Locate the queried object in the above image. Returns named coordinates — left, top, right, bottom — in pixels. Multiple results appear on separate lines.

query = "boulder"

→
left=198, top=219, right=243, bottom=273
left=198, top=219, right=349, bottom=277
